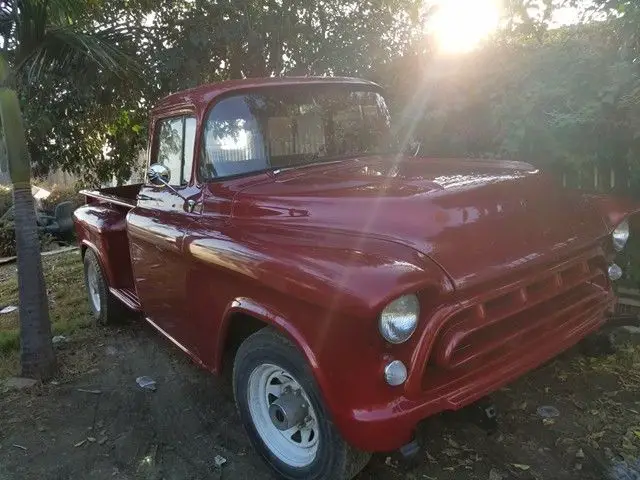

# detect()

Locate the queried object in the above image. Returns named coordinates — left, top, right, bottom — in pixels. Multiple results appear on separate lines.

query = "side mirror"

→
left=147, top=163, right=171, bottom=187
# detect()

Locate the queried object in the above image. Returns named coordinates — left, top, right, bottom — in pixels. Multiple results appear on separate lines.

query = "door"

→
left=128, top=114, right=201, bottom=348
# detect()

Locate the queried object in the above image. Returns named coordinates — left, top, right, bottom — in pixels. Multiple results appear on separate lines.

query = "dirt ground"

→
left=1, top=254, right=640, bottom=479
left=0, top=323, right=639, bottom=480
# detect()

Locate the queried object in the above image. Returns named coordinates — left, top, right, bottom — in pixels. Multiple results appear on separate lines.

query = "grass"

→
left=0, top=249, right=92, bottom=376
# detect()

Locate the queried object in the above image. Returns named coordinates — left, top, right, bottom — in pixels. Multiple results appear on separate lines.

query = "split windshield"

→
left=199, top=86, right=393, bottom=179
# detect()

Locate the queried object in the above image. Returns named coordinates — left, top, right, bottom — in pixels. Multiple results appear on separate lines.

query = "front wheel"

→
left=233, top=328, right=370, bottom=479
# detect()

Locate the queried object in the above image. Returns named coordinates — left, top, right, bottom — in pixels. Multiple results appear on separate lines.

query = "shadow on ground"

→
left=1, top=321, right=640, bottom=480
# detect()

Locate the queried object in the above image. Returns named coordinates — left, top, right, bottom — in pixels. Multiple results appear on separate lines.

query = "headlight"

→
left=613, top=219, right=630, bottom=252
left=379, top=294, right=419, bottom=344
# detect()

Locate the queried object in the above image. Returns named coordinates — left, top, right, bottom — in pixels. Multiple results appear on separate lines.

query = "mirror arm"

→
left=148, top=171, right=195, bottom=212
left=151, top=173, right=184, bottom=199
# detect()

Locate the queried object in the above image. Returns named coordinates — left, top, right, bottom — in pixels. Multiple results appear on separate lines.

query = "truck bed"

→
left=79, top=184, right=141, bottom=208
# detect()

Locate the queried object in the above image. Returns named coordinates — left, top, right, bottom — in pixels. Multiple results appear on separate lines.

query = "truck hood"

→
left=232, top=156, right=608, bottom=289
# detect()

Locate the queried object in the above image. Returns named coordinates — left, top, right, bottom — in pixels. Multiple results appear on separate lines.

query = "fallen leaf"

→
left=447, top=438, right=460, bottom=448
left=489, top=468, right=504, bottom=480
left=543, top=418, right=555, bottom=426
left=74, top=440, right=86, bottom=448
left=512, top=463, right=530, bottom=471
left=634, top=431, right=640, bottom=440
left=87, top=437, right=96, bottom=443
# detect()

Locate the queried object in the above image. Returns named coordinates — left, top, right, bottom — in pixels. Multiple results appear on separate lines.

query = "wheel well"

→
left=222, top=313, right=268, bottom=372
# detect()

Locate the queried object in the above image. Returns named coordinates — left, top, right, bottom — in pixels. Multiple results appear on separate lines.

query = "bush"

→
left=0, top=221, right=55, bottom=258
left=0, top=221, right=15, bottom=257
left=39, top=186, right=83, bottom=214
left=0, top=187, right=12, bottom=219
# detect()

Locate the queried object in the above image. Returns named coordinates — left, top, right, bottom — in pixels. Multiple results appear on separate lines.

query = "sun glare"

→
left=429, top=0, right=501, bottom=53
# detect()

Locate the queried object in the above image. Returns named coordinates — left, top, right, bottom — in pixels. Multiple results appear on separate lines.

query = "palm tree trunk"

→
left=0, top=83, right=56, bottom=379
left=13, top=185, right=56, bottom=379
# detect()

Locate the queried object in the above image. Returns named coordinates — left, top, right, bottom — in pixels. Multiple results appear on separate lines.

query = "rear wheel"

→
left=233, top=327, right=370, bottom=479
left=83, top=249, right=121, bottom=325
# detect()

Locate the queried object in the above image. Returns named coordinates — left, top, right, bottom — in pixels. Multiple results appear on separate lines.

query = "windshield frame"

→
left=196, top=83, right=391, bottom=184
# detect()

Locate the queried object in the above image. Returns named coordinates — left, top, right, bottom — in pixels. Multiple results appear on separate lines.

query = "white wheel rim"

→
left=247, top=364, right=320, bottom=468
left=87, top=263, right=101, bottom=314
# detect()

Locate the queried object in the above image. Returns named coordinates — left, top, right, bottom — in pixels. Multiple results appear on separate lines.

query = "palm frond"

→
left=45, top=0, right=93, bottom=26
left=16, top=24, right=140, bottom=84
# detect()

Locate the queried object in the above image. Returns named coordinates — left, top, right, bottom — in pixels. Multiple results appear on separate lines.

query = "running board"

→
left=110, top=287, right=142, bottom=311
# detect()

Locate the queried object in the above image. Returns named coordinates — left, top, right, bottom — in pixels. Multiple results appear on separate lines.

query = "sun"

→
left=428, top=0, right=501, bottom=53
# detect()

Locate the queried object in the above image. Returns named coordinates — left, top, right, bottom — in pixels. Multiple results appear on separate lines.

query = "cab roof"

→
left=152, top=76, right=381, bottom=114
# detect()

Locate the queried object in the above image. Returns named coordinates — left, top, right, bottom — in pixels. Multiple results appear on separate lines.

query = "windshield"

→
left=199, top=86, right=392, bottom=179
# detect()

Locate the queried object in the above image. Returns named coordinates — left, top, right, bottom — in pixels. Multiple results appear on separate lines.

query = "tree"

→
left=0, top=0, right=137, bottom=379
left=0, top=57, right=56, bottom=379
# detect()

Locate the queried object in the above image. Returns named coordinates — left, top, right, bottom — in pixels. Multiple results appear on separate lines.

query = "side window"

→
left=183, top=117, right=196, bottom=183
left=155, top=115, right=197, bottom=185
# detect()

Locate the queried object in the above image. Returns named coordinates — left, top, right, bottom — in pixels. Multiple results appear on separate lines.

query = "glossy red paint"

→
left=73, top=77, right=639, bottom=453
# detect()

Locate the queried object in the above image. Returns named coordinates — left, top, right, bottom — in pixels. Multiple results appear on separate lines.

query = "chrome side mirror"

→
left=147, top=163, right=171, bottom=187
left=144, top=163, right=196, bottom=213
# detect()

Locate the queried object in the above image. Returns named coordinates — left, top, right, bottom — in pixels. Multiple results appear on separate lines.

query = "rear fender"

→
left=80, top=240, right=114, bottom=286
left=73, top=204, right=133, bottom=289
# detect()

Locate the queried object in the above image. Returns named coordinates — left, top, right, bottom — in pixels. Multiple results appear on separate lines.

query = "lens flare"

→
left=429, top=0, right=501, bottom=53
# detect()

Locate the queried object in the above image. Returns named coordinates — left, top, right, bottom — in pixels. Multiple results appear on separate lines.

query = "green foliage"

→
left=4, top=0, right=427, bottom=183
left=0, top=0, right=142, bottom=184
left=39, top=186, right=83, bottom=213
left=377, top=20, right=640, bottom=193
left=0, top=220, right=16, bottom=257
left=0, top=187, right=12, bottom=218
left=0, top=0, right=637, bottom=194
left=0, top=220, right=56, bottom=258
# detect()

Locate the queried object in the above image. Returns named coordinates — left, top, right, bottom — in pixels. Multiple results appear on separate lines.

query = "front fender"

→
left=215, top=297, right=321, bottom=373
left=185, top=226, right=455, bottom=450
left=583, top=193, right=640, bottom=231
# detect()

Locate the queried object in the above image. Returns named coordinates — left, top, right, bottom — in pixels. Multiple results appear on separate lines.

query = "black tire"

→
left=83, top=249, right=121, bottom=325
left=233, top=327, right=371, bottom=480
left=579, top=331, right=617, bottom=357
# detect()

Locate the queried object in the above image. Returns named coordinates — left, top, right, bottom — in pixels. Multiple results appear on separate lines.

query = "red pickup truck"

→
left=74, top=76, right=637, bottom=479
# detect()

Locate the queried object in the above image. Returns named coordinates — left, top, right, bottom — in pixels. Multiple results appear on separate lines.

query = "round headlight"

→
left=613, top=219, right=630, bottom=252
left=379, top=294, right=419, bottom=344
